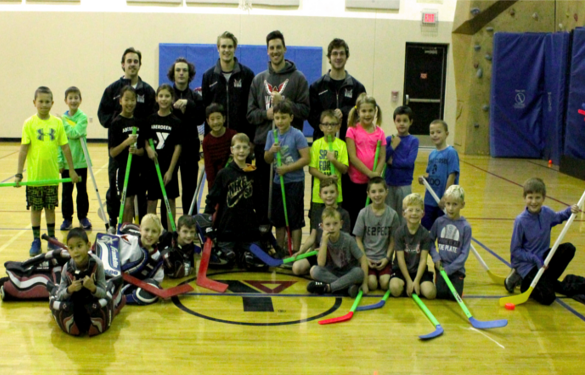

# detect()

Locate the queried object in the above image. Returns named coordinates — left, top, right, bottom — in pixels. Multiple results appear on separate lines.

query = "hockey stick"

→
left=412, top=293, right=444, bottom=340
left=196, top=238, right=228, bottom=293
left=318, top=290, right=363, bottom=325
left=273, top=129, right=292, bottom=256
left=421, top=178, right=507, bottom=284
left=355, top=289, right=390, bottom=311
left=268, top=121, right=275, bottom=221
left=499, top=189, right=585, bottom=307
left=439, top=269, right=507, bottom=329
left=189, top=168, right=206, bottom=215
left=41, top=234, right=194, bottom=298
left=148, top=139, right=176, bottom=232
left=1, top=177, right=81, bottom=188
left=80, top=138, right=109, bottom=229
left=364, top=140, right=381, bottom=206
left=327, top=135, right=336, bottom=175
left=248, top=243, right=318, bottom=267
left=118, top=126, right=136, bottom=232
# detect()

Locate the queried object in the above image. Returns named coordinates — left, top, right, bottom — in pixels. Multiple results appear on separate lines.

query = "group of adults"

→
left=97, top=30, right=366, bottom=230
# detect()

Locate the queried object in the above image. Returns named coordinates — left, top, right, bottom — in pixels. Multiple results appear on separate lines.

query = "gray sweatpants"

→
left=385, top=185, right=412, bottom=224
left=312, top=266, right=364, bottom=292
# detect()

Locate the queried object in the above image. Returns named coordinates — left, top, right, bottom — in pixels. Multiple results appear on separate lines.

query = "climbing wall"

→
left=451, top=1, right=585, bottom=155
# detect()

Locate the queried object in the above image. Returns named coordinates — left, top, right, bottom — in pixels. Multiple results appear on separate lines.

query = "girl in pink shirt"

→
left=345, top=93, right=386, bottom=229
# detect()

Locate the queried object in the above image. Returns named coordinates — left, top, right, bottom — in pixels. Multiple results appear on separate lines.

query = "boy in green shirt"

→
left=15, top=86, right=79, bottom=256
left=58, top=86, right=91, bottom=231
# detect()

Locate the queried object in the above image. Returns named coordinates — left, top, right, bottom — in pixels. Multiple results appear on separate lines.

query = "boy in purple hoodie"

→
left=430, top=185, right=471, bottom=300
left=505, top=178, right=580, bottom=305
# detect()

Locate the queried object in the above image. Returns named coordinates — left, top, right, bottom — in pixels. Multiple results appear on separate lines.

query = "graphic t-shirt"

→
left=325, top=231, right=363, bottom=273
left=353, top=204, right=400, bottom=261
left=108, top=116, right=141, bottom=167
left=264, top=126, right=309, bottom=184
left=424, top=146, right=459, bottom=207
left=21, top=115, right=68, bottom=183
left=139, top=113, right=182, bottom=171
left=393, top=223, right=432, bottom=274
left=309, top=137, right=348, bottom=203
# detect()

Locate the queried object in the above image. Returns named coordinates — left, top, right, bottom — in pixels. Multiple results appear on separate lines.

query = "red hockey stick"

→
left=318, top=290, right=363, bottom=325
left=196, top=239, right=228, bottom=293
left=41, top=234, right=193, bottom=299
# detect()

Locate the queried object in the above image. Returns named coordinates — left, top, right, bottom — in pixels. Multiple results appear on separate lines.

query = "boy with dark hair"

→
left=204, top=133, right=265, bottom=265
left=202, top=103, right=237, bottom=188
left=505, top=178, right=580, bottom=305
left=307, top=208, right=368, bottom=297
left=163, top=215, right=198, bottom=278
left=264, top=100, right=310, bottom=255
left=58, top=86, right=91, bottom=230
left=385, top=105, right=418, bottom=224
left=15, top=86, right=79, bottom=256
left=202, top=31, right=255, bottom=138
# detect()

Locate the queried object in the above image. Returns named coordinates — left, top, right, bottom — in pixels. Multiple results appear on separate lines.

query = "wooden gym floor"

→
left=0, top=142, right=584, bottom=375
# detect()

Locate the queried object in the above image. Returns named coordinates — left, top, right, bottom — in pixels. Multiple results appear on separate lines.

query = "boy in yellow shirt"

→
left=15, top=86, right=79, bottom=256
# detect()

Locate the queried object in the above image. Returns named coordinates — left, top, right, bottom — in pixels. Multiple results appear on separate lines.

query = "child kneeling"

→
left=163, top=215, right=198, bottom=278
left=390, top=193, right=436, bottom=298
left=307, top=208, right=368, bottom=297
left=50, top=228, right=124, bottom=336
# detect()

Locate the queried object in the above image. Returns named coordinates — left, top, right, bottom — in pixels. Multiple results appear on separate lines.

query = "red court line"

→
left=461, top=160, right=570, bottom=206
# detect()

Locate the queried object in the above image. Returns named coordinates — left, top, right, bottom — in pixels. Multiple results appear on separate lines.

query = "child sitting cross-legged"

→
left=389, top=193, right=436, bottom=298
left=307, top=207, right=368, bottom=298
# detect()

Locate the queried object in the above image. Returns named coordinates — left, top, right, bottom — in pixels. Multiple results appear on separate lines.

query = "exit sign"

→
left=422, top=10, right=438, bottom=25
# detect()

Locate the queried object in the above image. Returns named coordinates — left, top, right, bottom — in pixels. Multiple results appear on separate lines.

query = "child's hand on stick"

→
left=570, top=204, right=581, bottom=214
left=434, top=261, right=443, bottom=271
left=406, top=279, right=414, bottom=297
left=68, top=279, right=83, bottom=294
left=124, top=134, right=137, bottom=147
left=146, top=147, right=157, bottom=161
left=70, top=170, right=80, bottom=184
left=268, top=142, right=281, bottom=155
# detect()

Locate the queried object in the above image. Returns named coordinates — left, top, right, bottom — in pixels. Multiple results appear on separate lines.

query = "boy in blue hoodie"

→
left=430, top=185, right=471, bottom=300
left=505, top=178, right=580, bottom=305
left=385, top=106, right=418, bottom=224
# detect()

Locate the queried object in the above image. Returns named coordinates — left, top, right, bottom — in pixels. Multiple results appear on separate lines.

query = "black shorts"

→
left=145, top=168, right=179, bottom=201
left=26, top=185, right=59, bottom=211
left=271, top=181, right=305, bottom=230
left=116, top=165, right=141, bottom=198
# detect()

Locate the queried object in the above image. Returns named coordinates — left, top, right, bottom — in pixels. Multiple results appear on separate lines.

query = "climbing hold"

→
left=509, top=8, right=515, bottom=17
left=474, top=44, right=481, bottom=51
left=474, top=123, right=480, bottom=128
left=476, top=68, right=483, bottom=78
left=484, top=54, right=492, bottom=61
left=482, top=104, right=489, bottom=112
left=474, top=62, right=479, bottom=69
left=532, top=12, right=539, bottom=20
left=470, top=7, right=481, bottom=16
left=575, top=13, right=578, bottom=22
left=486, top=26, right=494, bottom=32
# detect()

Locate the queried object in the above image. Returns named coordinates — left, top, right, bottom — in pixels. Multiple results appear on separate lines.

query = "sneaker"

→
left=307, top=281, right=329, bottom=295
left=47, top=237, right=61, bottom=251
left=29, top=238, right=42, bottom=257
left=107, top=226, right=117, bottom=235
left=348, top=285, right=360, bottom=298
left=60, top=219, right=73, bottom=231
left=80, top=218, right=92, bottom=230
left=505, top=269, right=522, bottom=293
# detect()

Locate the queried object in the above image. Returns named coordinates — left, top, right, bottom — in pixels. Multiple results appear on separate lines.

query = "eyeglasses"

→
left=320, top=123, right=339, bottom=128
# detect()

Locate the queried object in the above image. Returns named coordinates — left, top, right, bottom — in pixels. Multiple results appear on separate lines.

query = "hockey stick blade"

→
left=356, top=290, right=390, bottom=311
left=499, top=287, right=532, bottom=307
left=318, top=312, right=353, bottom=325
left=469, top=316, right=508, bottom=329
left=196, top=239, right=228, bottom=293
left=419, top=324, right=444, bottom=340
left=488, top=270, right=506, bottom=285
left=122, top=273, right=193, bottom=299
left=249, top=244, right=283, bottom=267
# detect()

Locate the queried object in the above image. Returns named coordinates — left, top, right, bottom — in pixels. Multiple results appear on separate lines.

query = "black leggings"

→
left=61, top=168, right=89, bottom=221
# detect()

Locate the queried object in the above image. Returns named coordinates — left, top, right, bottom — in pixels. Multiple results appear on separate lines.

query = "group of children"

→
left=8, top=85, right=583, bottom=336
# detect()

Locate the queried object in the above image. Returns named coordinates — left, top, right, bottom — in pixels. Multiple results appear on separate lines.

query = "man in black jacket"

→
left=202, top=32, right=255, bottom=141
left=167, top=57, right=205, bottom=216
left=98, top=47, right=155, bottom=232
left=308, top=38, right=366, bottom=141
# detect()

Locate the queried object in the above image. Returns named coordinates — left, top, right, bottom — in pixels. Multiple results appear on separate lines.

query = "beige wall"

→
left=0, top=11, right=455, bottom=143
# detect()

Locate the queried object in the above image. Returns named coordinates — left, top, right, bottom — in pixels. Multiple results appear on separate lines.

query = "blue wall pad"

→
left=490, top=33, right=547, bottom=158
left=543, top=32, right=571, bottom=165
left=564, top=28, right=585, bottom=161
left=159, top=44, right=323, bottom=136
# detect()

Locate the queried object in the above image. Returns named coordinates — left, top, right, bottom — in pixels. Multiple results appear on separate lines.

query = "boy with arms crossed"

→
left=353, top=177, right=400, bottom=291
left=16, top=86, right=79, bottom=256
left=390, top=193, right=436, bottom=298
left=307, top=208, right=368, bottom=297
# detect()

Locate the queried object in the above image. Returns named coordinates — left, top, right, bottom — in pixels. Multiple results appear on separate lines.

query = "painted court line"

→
left=0, top=151, right=18, bottom=160
left=468, top=327, right=505, bottom=349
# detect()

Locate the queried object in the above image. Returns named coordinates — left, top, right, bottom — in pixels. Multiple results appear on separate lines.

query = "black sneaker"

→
left=348, top=285, right=360, bottom=298
left=307, top=281, right=329, bottom=295
left=505, top=269, right=522, bottom=293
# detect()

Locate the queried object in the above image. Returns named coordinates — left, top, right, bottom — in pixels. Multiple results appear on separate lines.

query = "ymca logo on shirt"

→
left=437, top=224, right=461, bottom=253
left=37, top=128, right=55, bottom=141
left=137, top=94, right=145, bottom=103
left=234, top=79, right=242, bottom=88
left=344, top=88, right=353, bottom=98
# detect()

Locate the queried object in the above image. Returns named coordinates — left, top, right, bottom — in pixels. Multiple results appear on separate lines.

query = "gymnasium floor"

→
left=0, top=142, right=584, bottom=375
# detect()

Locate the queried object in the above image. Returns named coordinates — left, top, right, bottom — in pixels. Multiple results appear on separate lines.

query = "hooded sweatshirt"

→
left=247, top=60, right=310, bottom=145
left=58, top=109, right=89, bottom=170
left=204, top=161, right=264, bottom=242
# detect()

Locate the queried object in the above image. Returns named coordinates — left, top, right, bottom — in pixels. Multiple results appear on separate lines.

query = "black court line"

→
left=0, top=151, right=18, bottom=160
left=461, top=159, right=570, bottom=206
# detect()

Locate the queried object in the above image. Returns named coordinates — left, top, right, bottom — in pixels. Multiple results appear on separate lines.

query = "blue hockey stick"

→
left=356, top=290, right=390, bottom=311
left=439, top=269, right=507, bottom=329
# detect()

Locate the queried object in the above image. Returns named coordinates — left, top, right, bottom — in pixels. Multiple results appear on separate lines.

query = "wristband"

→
left=15, top=173, right=23, bottom=179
